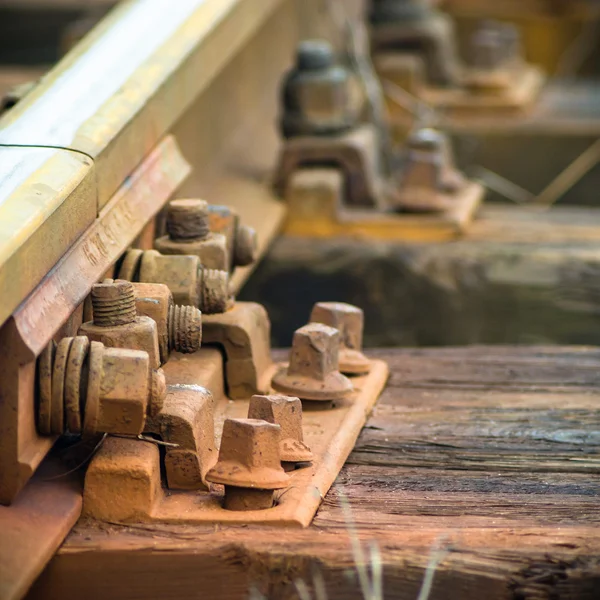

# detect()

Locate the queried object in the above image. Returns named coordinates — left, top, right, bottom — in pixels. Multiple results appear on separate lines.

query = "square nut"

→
left=155, top=233, right=229, bottom=272
left=139, top=250, right=200, bottom=308
left=297, top=76, right=359, bottom=127
left=98, top=348, right=151, bottom=435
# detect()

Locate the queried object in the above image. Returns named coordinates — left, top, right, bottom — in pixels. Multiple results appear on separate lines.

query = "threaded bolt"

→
left=166, top=199, right=211, bottom=241
left=168, top=304, right=202, bottom=353
left=199, top=268, right=230, bottom=314
left=91, top=279, right=137, bottom=327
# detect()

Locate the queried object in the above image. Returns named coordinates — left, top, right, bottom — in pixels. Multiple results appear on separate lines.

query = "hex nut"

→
left=155, top=199, right=230, bottom=271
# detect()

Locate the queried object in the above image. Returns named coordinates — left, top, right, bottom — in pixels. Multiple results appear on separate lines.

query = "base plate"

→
left=83, top=349, right=389, bottom=527
left=283, top=168, right=483, bottom=242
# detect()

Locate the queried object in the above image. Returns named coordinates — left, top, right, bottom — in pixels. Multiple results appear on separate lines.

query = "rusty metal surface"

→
left=80, top=346, right=389, bottom=526
left=272, top=323, right=354, bottom=402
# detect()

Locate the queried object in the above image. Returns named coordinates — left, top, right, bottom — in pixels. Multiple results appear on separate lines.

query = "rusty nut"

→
left=310, top=302, right=370, bottom=375
left=155, top=199, right=230, bottom=271
left=84, top=342, right=166, bottom=437
left=131, top=282, right=202, bottom=362
left=271, top=322, right=353, bottom=401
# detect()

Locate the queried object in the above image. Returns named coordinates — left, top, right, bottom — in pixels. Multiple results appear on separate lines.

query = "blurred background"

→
left=4, top=0, right=600, bottom=348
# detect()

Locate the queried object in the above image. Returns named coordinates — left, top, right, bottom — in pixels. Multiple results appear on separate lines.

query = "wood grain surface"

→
left=27, top=346, right=600, bottom=600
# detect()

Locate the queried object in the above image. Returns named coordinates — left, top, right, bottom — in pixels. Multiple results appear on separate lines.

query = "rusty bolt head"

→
left=78, top=313, right=161, bottom=370
left=248, top=394, right=313, bottom=464
left=36, top=338, right=166, bottom=439
left=310, top=302, right=370, bottom=375
left=135, top=250, right=230, bottom=314
left=138, top=250, right=201, bottom=307
left=206, top=418, right=290, bottom=490
left=165, top=199, right=210, bottom=241
left=271, top=323, right=353, bottom=401
left=156, top=199, right=229, bottom=271
left=131, top=282, right=202, bottom=361
left=84, top=344, right=166, bottom=437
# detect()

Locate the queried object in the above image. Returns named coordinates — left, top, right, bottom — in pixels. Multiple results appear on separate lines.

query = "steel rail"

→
left=0, top=0, right=286, bottom=328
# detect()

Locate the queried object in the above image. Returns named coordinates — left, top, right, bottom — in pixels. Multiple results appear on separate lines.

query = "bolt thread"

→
left=200, top=268, right=230, bottom=314
left=166, top=199, right=211, bottom=240
left=168, top=304, right=202, bottom=353
left=91, top=279, right=137, bottom=326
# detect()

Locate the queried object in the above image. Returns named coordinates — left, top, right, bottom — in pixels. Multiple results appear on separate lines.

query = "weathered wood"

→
left=29, top=346, right=600, bottom=599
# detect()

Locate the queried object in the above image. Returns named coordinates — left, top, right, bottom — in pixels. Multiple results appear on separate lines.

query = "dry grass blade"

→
left=294, top=578, right=313, bottom=600
left=380, top=79, right=439, bottom=128
left=416, top=537, right=450, bottom=600
left=470, top=166, right=534, bottom=204
left=532, top=138, right=600, bottom=207
left=338, top=490, right=383, bottom=600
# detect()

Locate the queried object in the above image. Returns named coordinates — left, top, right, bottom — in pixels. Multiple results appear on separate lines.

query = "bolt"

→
left=36, top=337, right=166, bottom=437
left=206, top=418, right=290, bottom=511
left=91, top=279, right=137, bottom=327
left=271, top=323, right=353, bottom=402
left=81, top=279, right=161, bottom=368
left=310, top=302, right=371, bottom=375
left=248, top=394, right=313, bottom=469
left=167, top=304, right=202, bottom=354
left=129, top=250, right=231, bottom=315
left=165, top=199, right=211, bottom=241
left=156, top=200, right=229, bottom=271
left=131, top=282, right=202, bottom=360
